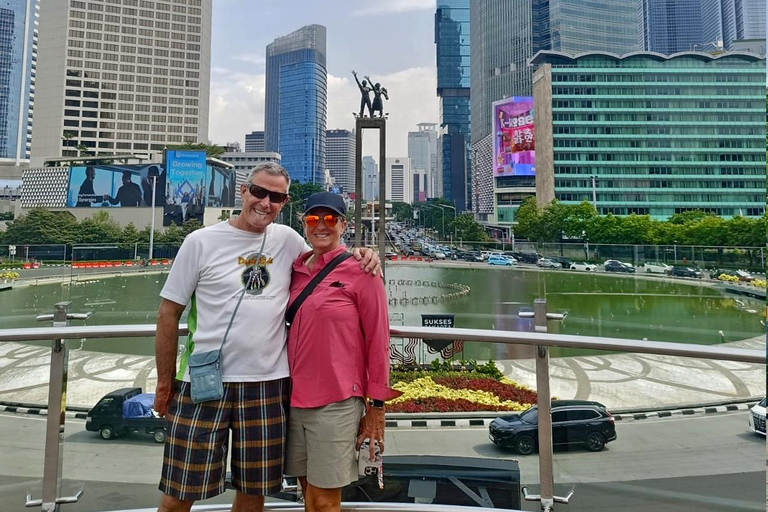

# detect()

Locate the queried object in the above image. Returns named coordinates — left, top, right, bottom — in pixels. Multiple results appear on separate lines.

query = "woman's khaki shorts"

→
left=285, top=397, right=365, bottom=489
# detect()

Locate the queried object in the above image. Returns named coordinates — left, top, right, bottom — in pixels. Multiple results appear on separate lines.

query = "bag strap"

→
left=285, top=251, right=353, bottom=327
left=219, top=230, right=268, bottom=353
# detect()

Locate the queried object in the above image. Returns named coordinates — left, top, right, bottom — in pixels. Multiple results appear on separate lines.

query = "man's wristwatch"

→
left=369, top=399, right=385, bottom=409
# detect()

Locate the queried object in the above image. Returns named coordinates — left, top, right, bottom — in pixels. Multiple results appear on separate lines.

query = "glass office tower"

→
left=436, top=0, right=471, bottom=211
left=0, top=0, right=37, bottom=162
left=532, top=51, right=766, bottom=219
left=264, top=25, right=327, bottom=184
left=640, top=0, right=705, bottom=54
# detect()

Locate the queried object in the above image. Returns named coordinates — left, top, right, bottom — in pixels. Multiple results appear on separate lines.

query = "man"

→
left=76, top=166, right=98, bottom=206
left=106, top=171, right=143, bottom=207
left=153, top=162, right=379, bottom=512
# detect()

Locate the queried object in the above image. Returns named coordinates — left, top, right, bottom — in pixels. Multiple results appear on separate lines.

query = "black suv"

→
left=604, top=261, right=635, bottom=273
left=670, top=266, right=702, bottom=278
left=489, top=400, right=617, bottom=455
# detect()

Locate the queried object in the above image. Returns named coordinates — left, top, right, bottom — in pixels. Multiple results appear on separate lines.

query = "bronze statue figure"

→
left=365, top=75, right=389, bottom=118
left=352, top=70, right=373, bottom=117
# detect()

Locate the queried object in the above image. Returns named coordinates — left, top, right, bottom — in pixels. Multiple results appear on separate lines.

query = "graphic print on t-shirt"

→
left=238, top=251, right=273, bottom=295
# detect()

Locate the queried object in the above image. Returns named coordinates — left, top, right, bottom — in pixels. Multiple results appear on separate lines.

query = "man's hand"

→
left=356, top=403, right=386, bottom=460
left=352, top=247, right=381, bottom=276
left=153, top=379, right=175, bottom=417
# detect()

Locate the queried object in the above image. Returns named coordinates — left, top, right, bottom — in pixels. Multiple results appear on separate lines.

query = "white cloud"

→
left=232, top=53, right=266, bottom=67
left=208, top=66, right=439, bottom=156
left=352, top=0, right=434, bottom=16
left=208, top=68, right=266, bottom=146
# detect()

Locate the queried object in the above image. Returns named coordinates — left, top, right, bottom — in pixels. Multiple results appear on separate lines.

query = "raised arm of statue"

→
left=352, top=70, right=363, bottom=90
left=381, top=87, right=389, bottom=100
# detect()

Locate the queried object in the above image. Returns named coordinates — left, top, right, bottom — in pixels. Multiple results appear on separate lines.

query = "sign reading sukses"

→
left=421, top=314, right=455, bottom=351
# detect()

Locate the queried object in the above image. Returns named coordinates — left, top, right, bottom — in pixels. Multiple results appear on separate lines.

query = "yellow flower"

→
left=390, top=377, right=531, bottom=411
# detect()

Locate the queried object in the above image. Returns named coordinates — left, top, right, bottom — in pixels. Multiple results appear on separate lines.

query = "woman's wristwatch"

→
left=369, top=399, right=385, bottom=409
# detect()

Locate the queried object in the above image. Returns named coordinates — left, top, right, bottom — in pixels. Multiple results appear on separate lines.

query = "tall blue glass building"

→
left=264, top=25, right=327, bottom=185
left=540, top=0, right=640, bottom=54
left=0, top=0, right=37, bottom=163
left=702, top=0, right=766, bottom=50
left=436, top=0, right=471, bottom=212
left=640, top=0, right=705, bottom=54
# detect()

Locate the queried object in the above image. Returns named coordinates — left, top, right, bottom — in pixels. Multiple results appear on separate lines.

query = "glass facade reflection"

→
left=436, top=0, right=471, bottom=211
left=640, top=0, right=705, bottom=54
left=0, top=0, right=37, bottom=161
left=533, top=51, right=766, bottom=219
left=265, top=25, right=327, bottom=184
left=544, top=0, right=641, bottom=54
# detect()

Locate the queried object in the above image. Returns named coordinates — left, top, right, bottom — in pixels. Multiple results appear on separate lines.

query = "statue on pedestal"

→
left=352, top=70, right=372, bottom=118
left=365, top=75, right=389, bottom=118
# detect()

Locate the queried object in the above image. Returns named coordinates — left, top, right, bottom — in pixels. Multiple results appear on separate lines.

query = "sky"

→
left=209, top=0, right=439, bottom=157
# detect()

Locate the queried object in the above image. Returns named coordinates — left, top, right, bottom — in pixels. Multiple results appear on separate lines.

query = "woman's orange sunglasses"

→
left=304, top=214, right=343, bottom=228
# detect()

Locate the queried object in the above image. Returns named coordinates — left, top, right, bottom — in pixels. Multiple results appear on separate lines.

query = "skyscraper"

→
left=264, top=25, right=327, bottom=185
left=435, top=0, right=471, bottom=212
left=325, top=129, right=354, bottom=193
left=244, top=130, right=265, bottom=152
left=407, top=123, right=437, bottom=198
left=362, top=155, right=378, bottom=201
left=702, top=0, right=765, bottom=50
left=31, top=0, right=212, bottom=166
left=640, top=0, right=705, bottom=54
left=0, top=0, right=37, bottom=164
left=539, top=0, right=640, bottom=54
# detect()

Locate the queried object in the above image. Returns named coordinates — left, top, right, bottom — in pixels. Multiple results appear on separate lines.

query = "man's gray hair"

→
left=246, top=162, right=291, bottom=192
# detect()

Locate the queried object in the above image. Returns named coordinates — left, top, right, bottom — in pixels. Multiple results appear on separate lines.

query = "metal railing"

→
left=0, top=304, right=763, bottom=512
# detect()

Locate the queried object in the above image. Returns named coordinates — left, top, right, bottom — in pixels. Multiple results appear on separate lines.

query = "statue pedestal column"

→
left=354, top=116, right=387, bottom=273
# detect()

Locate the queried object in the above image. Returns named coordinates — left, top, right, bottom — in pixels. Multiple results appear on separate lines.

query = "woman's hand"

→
left=356, top=402, right=386, bottom=461
left=352, top=247, right=381, bottom=276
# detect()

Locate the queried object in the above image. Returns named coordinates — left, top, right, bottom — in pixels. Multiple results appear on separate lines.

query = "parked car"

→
left=433, top=251, right=446, bottom=260
left=570, top=262, right=597, bottom=271
left=514, top=252, right=541, bottom=264
left=604, top=261, right=635, bottom=273
left=709, top=268, right=741, bottom=280
left=604, top=259, right=633, bottom=268
left=669, top=266, right=702, bottom=278
left=747, top=397, right=766, bottom=436
left=85, top=388, right=167, bottom=442
left=488, top=255, right=514, bottom=266
left=735, top=270, right=755, bottom=282
left=537, top=258, right=562, bottom=269
left=641, top=262, right=671, bottom=274
left=549, top=257, right=572, bottom=268
left=488, top=400, right=617, bottom=455
left=462, top=252, right=484, bottom=262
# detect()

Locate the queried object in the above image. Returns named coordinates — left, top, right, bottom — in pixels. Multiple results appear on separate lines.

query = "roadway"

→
left=0, top=411, right=763, bottom=512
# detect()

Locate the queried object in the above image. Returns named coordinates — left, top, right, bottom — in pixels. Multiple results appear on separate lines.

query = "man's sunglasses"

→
left=304, top=214, right=343, bottom=228
left=247, top=183, right=288, bottom=203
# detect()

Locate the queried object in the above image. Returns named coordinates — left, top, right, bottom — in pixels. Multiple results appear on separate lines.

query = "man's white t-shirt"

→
left=160, top=221, right=308, bottom=382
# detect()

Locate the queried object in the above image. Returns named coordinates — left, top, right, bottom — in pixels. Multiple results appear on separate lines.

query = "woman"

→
left=285, top=192, right=400, bottom=512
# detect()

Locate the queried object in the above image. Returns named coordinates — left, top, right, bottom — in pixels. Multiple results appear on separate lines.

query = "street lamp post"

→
left=148, top=174, right=157, bottom=261
left=673, top=240, right=677, bottom=264
left=436, top=204, right=457, bottom=242
left=591, top=175, right=597, bottom=209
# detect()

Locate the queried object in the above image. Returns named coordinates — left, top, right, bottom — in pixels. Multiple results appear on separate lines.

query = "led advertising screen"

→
left=492, top=96, right=535, bottom=177
left=163, top=150, right=207, bottom=226
left=66, top=164, right=165, bottom=208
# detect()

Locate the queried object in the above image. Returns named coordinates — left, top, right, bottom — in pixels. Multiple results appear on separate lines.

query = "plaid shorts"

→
left=159, top=379, right=290, bottom=501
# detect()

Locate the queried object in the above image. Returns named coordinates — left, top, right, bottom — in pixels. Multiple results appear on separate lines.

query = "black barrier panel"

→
left=421, top=314, right=454, bottom=351
left=342, top=455, right=521, bottom=510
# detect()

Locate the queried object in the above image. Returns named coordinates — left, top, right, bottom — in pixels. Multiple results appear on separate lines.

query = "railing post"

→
left=42, top=302, right=69, bottom=512
left=533, top=299, right=554, bottom=511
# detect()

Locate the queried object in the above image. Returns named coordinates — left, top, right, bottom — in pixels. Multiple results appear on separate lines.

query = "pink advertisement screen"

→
left=493, top=96, right=535, bottom=177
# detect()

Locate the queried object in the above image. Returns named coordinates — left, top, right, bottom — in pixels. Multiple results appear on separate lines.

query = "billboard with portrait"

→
left=492, top=96, right=535, bottom=177
left=163, top=150, right=208, bottom=226
left=66, top=164, right=166, bottom=208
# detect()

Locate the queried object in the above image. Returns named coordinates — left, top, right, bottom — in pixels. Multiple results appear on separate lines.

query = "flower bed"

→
left=387, top=361, right=537, bottom=413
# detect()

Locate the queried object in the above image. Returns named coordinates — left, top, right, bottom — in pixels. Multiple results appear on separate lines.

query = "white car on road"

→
left=537, top=258, right=562, bottom=269
left=748, top=397, right=766, bottom=436
left=570, top=262, right=597, bottom=271
left=642, top=262, right=672, bottom=274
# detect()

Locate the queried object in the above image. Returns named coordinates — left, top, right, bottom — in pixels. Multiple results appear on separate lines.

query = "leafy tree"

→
left=667, top=210, right=715, bottom=225
left=4, top=209, right=78, bottom=244
left=120, top=223, right=142, bottom=244
left=75, top=211, right=121, bottom=244
left=181, top=218, right=204, bottom=237
left=451, top=213, right=488, bottom=242
left=391, top=202, right=413, bottom=223
left=166, top=142, right=224, bottom=158
left=157, top=222, right=184, bottom=245
left=513, top=197, right=541, bottom=240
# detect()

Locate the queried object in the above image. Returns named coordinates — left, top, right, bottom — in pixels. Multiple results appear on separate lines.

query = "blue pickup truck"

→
left=85, top=387, right=167, bottom=443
